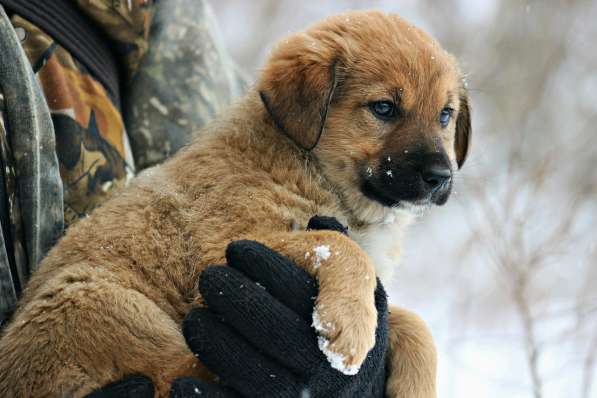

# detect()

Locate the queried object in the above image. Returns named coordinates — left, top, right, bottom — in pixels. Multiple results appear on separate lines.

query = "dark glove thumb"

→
left=84, top=375, right=153, bottom=398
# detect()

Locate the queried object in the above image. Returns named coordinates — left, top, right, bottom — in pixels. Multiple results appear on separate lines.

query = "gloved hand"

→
left=176, top=216, right=389, bottom=397
left=86, top=216, right=388, bottom=398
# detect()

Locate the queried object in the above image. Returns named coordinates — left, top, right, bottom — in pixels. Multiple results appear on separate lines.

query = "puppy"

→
left=0, top=10, right=470, bottom=398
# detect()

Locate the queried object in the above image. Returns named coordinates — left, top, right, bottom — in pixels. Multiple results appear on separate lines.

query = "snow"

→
left=312, top=310, right=327, bottom=333
left=312, top=309, right=334, bottom=333
left=317, top=336, right=360, bottom=375
left=313, top=245, right=331, bottom=260
left=311, top=245, right=331, bottom=269
left=300, top=389, right=311, bottom=398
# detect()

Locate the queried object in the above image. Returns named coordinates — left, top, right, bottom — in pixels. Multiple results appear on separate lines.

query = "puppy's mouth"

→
left=361, top=179, right=400, bottom=207
left=359, top=158, right=453, bottom=208
left=361, top=178, right=452, bottom=208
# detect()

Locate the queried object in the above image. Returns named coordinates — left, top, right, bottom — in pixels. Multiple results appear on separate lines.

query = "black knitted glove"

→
left=178, top=219, right=389, bottom=397
left=84, top=375, right=154, bottom=398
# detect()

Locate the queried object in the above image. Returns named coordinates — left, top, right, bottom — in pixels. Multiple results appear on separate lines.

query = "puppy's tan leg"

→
left=385, top=305, right=437, bottom=398
left=0, top=266, right=208, bottom=398
left=252, top=230, right=378, bottom=374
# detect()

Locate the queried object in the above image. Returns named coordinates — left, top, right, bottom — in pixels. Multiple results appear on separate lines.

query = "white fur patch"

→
left=350, top=208, right=416, bottom=283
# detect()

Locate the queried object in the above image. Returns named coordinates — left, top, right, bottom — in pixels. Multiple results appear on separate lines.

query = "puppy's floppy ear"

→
left=455, top=91, right=471, bottom=169
left=259, top=36, right=339, bottom=150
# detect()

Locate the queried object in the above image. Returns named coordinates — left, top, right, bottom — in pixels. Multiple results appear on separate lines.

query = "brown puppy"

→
left=0, top=11, right=470, bottom=398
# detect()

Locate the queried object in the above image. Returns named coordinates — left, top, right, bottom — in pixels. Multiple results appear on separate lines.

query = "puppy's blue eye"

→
left=369, top=101, right=397, bottom=120
left=440, top=107, right=453, bottom=128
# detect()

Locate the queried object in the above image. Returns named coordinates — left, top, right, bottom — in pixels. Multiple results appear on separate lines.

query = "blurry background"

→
left=211, top=1, right=597, bottom=397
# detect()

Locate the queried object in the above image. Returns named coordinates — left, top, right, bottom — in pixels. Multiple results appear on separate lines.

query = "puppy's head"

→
left=259, top=11, right=471, bottom=222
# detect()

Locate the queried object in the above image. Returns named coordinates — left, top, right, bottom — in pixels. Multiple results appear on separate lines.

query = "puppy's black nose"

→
left=422, top=165, right=452, bottom=190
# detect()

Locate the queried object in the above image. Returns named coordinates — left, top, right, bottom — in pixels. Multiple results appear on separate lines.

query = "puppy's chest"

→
left=349, top=221, right=407, bottom=284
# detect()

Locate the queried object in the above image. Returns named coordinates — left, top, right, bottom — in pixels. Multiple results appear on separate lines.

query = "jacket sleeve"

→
left=0, top=5, right=64, bottom=321
left=75, top=0, right=247, bottom=170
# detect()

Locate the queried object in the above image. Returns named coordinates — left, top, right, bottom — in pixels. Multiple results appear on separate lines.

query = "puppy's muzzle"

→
left=361, top=152, right=453, bottom=207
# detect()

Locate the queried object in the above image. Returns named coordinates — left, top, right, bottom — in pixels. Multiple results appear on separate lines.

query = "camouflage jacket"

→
left=0, top=0, right=246, bottom=321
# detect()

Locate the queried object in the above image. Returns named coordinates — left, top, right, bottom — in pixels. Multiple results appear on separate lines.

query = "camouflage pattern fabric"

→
left=124, top=0, right=247, bottom=169
left=75, top=0, right=155, bottom=80
left=10, top=14, right=136, bottom=226
left=0, top=5, right=64, bottom=319
left=0, top=1, right=246, bottom=320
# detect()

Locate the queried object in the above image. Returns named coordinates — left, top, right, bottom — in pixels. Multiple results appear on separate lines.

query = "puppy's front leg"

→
left=386, top=305, right=437, bottom=398
left=253, top=230, right=377, bottom=375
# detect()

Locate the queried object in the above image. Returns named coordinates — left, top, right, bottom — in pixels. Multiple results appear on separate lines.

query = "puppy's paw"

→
left=255, top=230, right=378, bottom=374
left=312, top=297, right=377, bottom=375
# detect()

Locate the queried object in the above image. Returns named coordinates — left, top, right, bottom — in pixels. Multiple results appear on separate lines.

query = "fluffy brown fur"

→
left=0, top=11, right=470, bottom=398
